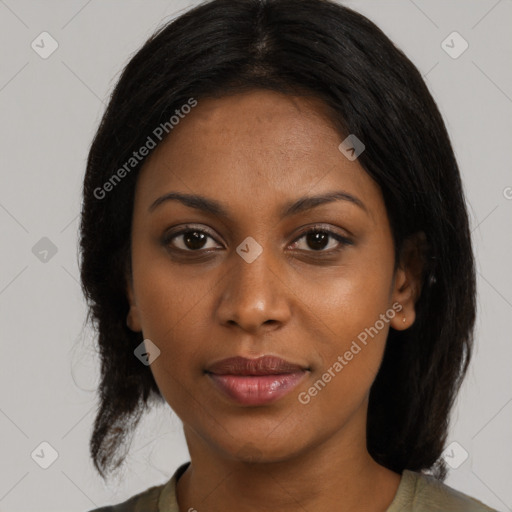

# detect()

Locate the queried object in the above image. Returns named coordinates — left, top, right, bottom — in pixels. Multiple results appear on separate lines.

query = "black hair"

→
left=79, top=0, right=476, bottom=482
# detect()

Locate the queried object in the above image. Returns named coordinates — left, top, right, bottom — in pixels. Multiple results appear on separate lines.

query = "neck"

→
left=175, top=406, right=401, bottom=512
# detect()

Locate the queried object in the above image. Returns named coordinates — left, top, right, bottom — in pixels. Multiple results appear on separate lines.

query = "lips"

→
left=206, top=355, right=308, bottom=375
left=205, top=356, right=309, bottom=406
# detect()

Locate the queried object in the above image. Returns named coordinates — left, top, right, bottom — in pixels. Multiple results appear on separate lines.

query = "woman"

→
left=80, top=0, right=498, bottom=510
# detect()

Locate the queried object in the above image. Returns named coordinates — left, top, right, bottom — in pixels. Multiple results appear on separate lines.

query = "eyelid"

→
left=163, top=223, right=353, bottom=253
left=289, top=224, right=353, bottom=251
left=163, top=224, right=222, bottom=248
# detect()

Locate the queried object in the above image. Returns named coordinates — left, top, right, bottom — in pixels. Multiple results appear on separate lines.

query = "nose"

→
left=215, top=244, right=292, bottom=334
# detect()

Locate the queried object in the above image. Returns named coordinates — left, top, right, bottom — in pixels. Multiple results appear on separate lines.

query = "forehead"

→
left=134, top=90, right=384, bottom=224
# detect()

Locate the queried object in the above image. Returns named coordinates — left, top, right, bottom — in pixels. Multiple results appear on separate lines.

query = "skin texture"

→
left=126, top=90, right=423, bottom=512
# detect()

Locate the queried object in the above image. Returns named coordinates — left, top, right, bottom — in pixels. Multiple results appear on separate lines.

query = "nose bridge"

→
left=235, top=238, right=275, bottom=293
left=216, top=235, right=290, bottom=331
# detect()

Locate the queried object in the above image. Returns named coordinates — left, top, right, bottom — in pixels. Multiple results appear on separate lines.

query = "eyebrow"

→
left=148, top=190, right=368, bottom=218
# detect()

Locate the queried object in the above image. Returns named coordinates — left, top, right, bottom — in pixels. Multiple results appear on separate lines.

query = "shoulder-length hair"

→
left=79, top=0, right=476, bottom=482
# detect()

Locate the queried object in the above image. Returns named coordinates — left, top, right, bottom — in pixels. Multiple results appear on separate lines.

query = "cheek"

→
left=134, top=268, right=210, bottom=364
left=140, top=303, right=209, bottom=419
left=307, top=254, right=394, bottom=336
left=131, top=235, right=213, bottom=335
left=302, top=252, right=394, bottom=388
left=130, top=248, right=213, bottom=398
left=299, top=293, right=391, bottom=423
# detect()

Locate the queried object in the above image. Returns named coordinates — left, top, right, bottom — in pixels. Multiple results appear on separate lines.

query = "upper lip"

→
left=205, top=356, right=308, bottom=376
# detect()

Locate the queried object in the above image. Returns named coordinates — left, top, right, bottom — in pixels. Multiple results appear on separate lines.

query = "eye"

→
left=163, top=225, right=221, bottom=252
left=289, top=225, right=353, bottom=253
left=162, top=224, right=353, bottom=254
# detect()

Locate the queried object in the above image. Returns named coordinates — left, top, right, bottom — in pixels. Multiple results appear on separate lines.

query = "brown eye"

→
left=290, top=227, right=353, bottom=253
left=163, top=226, right=221, bottom=252
left=304, top=231, right=331, bottom=251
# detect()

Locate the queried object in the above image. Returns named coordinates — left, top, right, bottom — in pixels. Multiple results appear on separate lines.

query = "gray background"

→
left=0, top=1, right=511, bottom=511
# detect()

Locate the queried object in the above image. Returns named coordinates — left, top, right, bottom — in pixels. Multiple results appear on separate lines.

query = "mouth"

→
left=205, top=355, right=310, bottom=406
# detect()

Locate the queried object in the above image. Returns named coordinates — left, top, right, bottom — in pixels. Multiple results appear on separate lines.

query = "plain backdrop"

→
left=0, top=1, right=511, bottom=511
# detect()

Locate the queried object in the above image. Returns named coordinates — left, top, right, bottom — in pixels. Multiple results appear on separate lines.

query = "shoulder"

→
left=85, top=461, right=190, bottom=512
left=85, top=482, right=164, bottom=512
left=399, top=470, right=499, bottom=512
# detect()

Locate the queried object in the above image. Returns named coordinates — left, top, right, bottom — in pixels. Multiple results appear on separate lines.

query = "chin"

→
left=221, top=434, right=312, bottom=465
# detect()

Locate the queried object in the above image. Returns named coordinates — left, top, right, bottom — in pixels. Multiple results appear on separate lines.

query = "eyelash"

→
left=162, top=224, right=353, bottom=256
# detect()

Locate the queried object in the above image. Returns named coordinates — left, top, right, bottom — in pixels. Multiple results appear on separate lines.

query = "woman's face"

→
left=126, top=89, right=416, bottom=463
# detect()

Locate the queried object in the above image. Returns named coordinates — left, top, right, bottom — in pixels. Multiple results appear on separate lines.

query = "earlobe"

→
left=390, top=296, right=416, bottom=330
left=126, top=280, right=143, bottom=333
left=390, top=274, right=416, bottom=330
left=390, top=231, right=427, bottom=330
left=126, top=305, right=142, bottom=332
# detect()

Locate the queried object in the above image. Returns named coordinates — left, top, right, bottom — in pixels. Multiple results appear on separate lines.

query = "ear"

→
left=390, top=231, right=428, bottom=330
left=126, top=273, right=143, bottom=333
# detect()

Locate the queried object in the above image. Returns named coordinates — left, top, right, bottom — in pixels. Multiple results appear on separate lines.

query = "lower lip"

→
left=207, top=372, right=308, bottom=406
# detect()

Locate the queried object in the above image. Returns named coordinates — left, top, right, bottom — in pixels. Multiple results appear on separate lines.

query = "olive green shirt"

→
left=88, top=461, right=498, bottom=511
